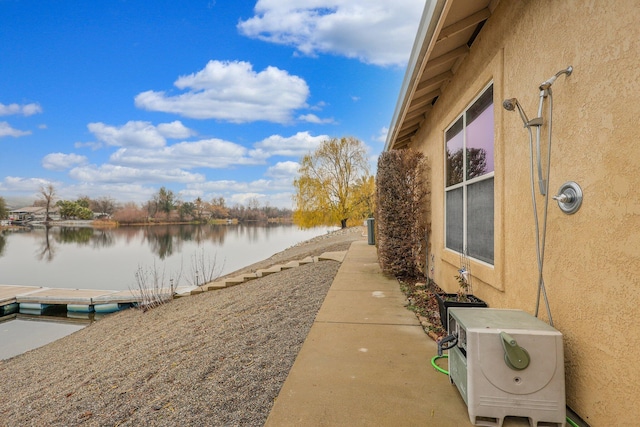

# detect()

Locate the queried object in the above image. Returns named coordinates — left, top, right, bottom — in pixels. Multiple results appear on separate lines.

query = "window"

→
left=445, top=84, right=494, bottom=264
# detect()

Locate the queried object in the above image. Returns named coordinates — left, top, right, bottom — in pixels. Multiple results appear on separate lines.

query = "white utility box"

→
left=447, top=308, right=565, bottom=427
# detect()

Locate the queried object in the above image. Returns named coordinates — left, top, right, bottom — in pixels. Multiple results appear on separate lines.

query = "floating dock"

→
left=0, top=285, right=196, bottom=316
left=0, top=251, right=347, bottom=319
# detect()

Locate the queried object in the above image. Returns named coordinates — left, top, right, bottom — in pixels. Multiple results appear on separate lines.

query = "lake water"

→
left=0, top=223, right=332, bottom=359
left=0, top=223, right=332, bottom=290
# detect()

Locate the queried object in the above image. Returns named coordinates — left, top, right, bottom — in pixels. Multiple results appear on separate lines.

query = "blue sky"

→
left=0, top=0, right=424, bottom=209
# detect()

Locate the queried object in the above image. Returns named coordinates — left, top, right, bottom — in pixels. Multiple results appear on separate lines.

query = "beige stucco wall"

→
left=410, top=1, right=640, bottom=424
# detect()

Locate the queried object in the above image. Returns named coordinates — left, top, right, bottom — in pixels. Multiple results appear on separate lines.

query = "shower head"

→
left=503, top=97, right=531, bottom=127
left=539, top=65, right=573, bottom=91
left=502, top=98, right=518, bottom=111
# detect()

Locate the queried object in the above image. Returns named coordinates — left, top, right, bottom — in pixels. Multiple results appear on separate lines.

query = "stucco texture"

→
left=410, top=1, right=640, bottom=425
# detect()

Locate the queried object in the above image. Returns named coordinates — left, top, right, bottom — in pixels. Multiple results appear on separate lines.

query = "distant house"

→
left=384, top=1, right=638, bottom=425
left=8, top=206, right=60, bottom=223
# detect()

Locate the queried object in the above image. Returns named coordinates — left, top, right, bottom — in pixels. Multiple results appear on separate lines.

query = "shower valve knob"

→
left=552, top=193, right=571, bottom=203
left=553, top=181, right=583, bottom=214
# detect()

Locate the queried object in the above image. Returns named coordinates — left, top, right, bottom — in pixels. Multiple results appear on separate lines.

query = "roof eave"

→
left=384, top=0, right=451, bottom=152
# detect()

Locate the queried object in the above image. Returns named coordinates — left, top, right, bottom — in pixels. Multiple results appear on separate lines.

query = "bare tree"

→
left=38, top=184, right=57, bottom=222
left=93, top=196, right=117, bottom=217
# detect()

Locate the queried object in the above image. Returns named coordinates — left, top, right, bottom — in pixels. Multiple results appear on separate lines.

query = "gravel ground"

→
left=0, top=227, right=366, bottom=426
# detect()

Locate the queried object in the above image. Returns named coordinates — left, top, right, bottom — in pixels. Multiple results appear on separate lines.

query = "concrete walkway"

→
left=265, top=240, right=476, bottom=426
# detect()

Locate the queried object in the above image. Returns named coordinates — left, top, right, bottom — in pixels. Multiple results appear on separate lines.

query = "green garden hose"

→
left=430, top=353, right=581, bottom=426
left=430, top=354, right=449, bottom=375
left=565, top=417, right=580, bottom=427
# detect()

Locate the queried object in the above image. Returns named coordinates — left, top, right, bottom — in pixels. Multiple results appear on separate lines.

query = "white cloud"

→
left=0, top=102, right=42, bottom=116
left=0, top=121, right=31, bottom=138
left=309, top=101, right=327, bottom=111
left=74, top=141, right=103, bottom=150
left=298, top=113, right=335, bottom=124
left=260, top=192, right=295, bottom=209
left=101, top=131, right=329, bottom=173
left=42, top=153, right=88, bottom=171
left=181, top=185, right=292, bottom=208
left=237, top=1, right=425, bottom=66
left=157, top=121, right=197, bottom=139
left=109, top=138, right=265, bottom=169
left=189, top=179, right=272, bottom=193
left=185, top=175, right=296, bottom=205
left=0, top=176, right=57, bottom=193
left=134, top=60, right=310, bottom=123
left=231, top=191, right=294, bottom=208
left=69, top=164, right=204, bottom=184
left=374, top=126, right=388, bottom=143
left=60, top=182, right=157, bottom=204
left=229, top=192, right=267, bottom=205
left=265, top=161, right=299, bottom=179
left=253, top=131, right=328, bottom=157
left=87, top=120, right=194, bottom=148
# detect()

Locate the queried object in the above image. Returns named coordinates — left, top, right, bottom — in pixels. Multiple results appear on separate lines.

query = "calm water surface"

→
left=0, top=223, right=332, bottom=359
left=0, top=223, right=332, bottom=290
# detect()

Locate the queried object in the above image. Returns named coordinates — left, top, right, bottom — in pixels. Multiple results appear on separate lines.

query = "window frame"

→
left=444, top=82, right=495, bottom=266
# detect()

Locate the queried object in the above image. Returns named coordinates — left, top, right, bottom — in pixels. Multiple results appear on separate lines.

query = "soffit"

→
left=386, top=0, right=499, bottom=150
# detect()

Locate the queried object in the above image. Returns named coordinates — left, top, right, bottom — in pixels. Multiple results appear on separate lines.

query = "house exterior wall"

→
left=410, top=1, right=639, bottom=424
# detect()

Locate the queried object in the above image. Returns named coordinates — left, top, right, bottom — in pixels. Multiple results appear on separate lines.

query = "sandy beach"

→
left=0, top=226, right=366, bottom=426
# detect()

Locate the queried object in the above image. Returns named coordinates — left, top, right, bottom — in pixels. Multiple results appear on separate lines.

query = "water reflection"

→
left=0, top=223, right=330, bottom=290
left=24, top=224, right=239, bottom=261
left=36, top=226, right=56, bottom=262
left=17, top=223, right=294, bottom=261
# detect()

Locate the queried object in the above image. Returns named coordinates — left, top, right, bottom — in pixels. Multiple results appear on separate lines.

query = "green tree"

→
left=293, top=136, right=372, bottom=229
left=76, top=196, right=91, bottom=209
left=179, top=201, right=195, bottom=220
left=152, top=187, right=176, bottom=219
left=0, top=196, right=7, bottom=219
left=56, top=200, right=93, bottom=220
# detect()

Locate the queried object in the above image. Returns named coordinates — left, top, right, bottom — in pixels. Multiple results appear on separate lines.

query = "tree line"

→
left=114, top=190, right=291, bottom=224
left=0, top=187, right=291, bottom=225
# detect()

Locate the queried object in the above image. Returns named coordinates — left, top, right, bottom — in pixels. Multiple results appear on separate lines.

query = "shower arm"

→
left=534, top=66, right=572, bottom=195
left=536, top=88, right=549, bottom=195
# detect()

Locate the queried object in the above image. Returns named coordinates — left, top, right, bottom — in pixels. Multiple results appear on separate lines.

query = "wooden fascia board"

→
left=402, top=115, right=425, bottom=128
left=416, top=70, right=453, bottom=93
left=398, top=123, right=420, bottom=138
left=407, top=89, right=441, bottom=113
left=437, top=8, right=491, bottom=42
left=427, top=45, right=469, bottom=69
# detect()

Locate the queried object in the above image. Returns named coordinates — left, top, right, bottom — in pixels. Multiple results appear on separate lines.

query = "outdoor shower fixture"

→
left=504, top=66, right=573, bottom=196
left=539, top=66, right=573, bottom=91
left=502, top=98, right=541, bottom=128
left=553, top=181, right=583, bottom=215
left=503, top=66, right=579, bottom=326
